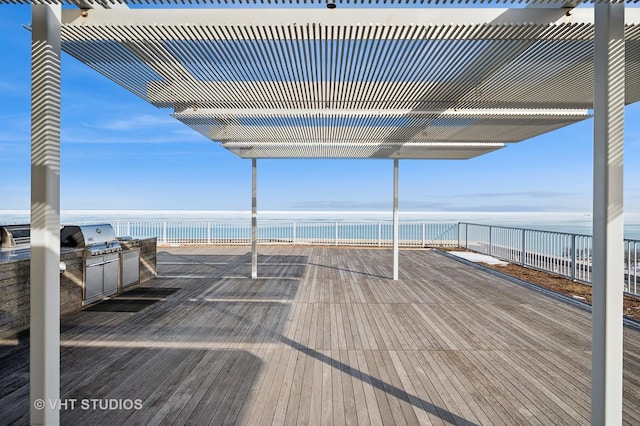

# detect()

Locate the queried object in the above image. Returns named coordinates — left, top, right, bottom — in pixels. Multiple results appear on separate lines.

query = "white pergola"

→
left=9, top=0, right=639, bottom=424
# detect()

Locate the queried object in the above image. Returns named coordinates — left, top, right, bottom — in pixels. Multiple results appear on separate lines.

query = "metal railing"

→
left=72, top=219, right=639, bottom=297
left=458, top=222, right=640, bottom=296
left=99, top=220, right=460, bottom=248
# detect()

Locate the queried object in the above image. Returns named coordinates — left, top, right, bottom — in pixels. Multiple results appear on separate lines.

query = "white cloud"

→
left=0, top=131, right=29, bottom=143
left=61, top=130, right=207, bottom=145
left=89, top=114, right=177, bottom=131
left=627, top=132, right=640, bottom=147
left=450, top=191, right=581, bottom=199
left=0, top=81, right=26, bottom=95
left=61, top=113, right=207, bottom=144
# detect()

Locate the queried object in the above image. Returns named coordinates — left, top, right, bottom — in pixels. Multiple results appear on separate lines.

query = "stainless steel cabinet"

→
left=84, top=253, right=119, bottom=304
left=120, top=249, right=140, bottom=290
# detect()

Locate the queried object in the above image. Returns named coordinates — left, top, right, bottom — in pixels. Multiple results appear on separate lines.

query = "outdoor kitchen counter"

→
left=0, top=248, right=84, bottom=339
left=137, top=237, right=158, bottom=283
left=0, top=237, right=157, bottom=339
left=0, top=247, right=82, bottom=264
left=0, top=248, right=30, bottom=263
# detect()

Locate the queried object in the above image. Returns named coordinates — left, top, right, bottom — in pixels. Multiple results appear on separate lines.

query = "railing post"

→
left=629, top=241, right=638, bottom=294
left=292, top=221, right=296, bottom=245
left=521, top=229, right=526, bottom=266
left=378, top=222, right=382, bottom=247
left=422, top=222, right=425, bottom=247
left=488, top=225, right=493, bottom=256
left=163, top=221, right=167, bottom=245
left=623, top=241, right=629, bottom=293
left=207, top=221, right=211, bottom=245
left=335, top=222, right=338, bottom=246
left=571, top=234, right=577, bottom=280
left=465, top=223, right=468, bottom=249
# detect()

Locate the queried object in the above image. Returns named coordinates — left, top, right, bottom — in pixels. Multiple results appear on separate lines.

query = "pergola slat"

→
left=55, top=7, right=640, bottom=158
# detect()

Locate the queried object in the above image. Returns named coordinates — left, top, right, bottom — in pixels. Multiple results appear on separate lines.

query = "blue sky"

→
left=1, top=5, right=640, bottom=213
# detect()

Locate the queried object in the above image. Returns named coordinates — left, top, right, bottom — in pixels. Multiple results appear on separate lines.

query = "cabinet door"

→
left=85, top=259, right=104, bottom=302
left=103, top=258, right=119, bottom=296
left=121, top=250, right=140, bottom=288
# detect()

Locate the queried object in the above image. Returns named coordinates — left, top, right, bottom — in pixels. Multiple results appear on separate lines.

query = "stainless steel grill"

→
left=61, top=224, right=122, bottom=304
left=61, top=224, right=122, bottom=257
left=0, top=224, right=30, bottom=249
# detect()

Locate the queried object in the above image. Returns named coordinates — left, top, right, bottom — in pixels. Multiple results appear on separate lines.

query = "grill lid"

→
left=61, top=224, right=122, bottom=255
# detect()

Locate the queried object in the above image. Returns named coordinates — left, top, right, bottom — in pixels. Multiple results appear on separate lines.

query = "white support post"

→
left=30, top=4, right=61, bottom=425
left=592, top=2, right=625, bottom=425
left=251, top=158, right=258, bottom=279
left=393, top=159, right=399, bottom=281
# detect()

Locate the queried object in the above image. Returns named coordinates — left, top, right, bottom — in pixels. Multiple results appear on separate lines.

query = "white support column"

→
left=393, top=159, right=399, bottom=281
left=251, top=158, right=258, bottom=279
left=592, top=2, right=625, bottom=425
left=30, top=4, right=61, bottom=425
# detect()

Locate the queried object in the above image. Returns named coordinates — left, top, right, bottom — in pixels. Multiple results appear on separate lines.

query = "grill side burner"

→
left=61, top=224, right=123, bottom=304
left=0, top=224, right=31, bottom=262
left=0, top=224, right=30, bottom=249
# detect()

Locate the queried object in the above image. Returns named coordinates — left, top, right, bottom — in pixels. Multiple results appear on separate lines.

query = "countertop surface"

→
left=0, top=239, right=154, bottom=264
left=0, top=247, right=31, bottom=263
left=0, top=247, right=84, bottom=264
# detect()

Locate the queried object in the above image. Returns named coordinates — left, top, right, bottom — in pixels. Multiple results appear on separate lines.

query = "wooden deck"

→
left=2, top=246, right=640, bottom=425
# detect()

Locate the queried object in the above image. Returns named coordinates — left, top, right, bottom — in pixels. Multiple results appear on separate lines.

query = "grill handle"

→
left=87, top=258, right=119, bottom=267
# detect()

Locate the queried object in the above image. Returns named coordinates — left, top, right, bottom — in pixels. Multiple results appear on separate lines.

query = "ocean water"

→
left=1, top=210, right=640, bottom=240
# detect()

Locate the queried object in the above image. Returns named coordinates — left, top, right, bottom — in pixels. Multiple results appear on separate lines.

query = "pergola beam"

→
left=61, top=7, right=598, bottom=30
left=220, top=141, right=505, bottom=159
left=220, top=142, right=507, bottom=147
left=70, top=0, right=129, bottom=9
left=174, top=108, right=592, bottom=119
left=156, top=81, right=602, bottom=108
left=198, top=129, right=573, bottom=145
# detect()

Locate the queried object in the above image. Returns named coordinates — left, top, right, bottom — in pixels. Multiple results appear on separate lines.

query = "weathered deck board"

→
left=1, top=246, right=640, bottom=425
